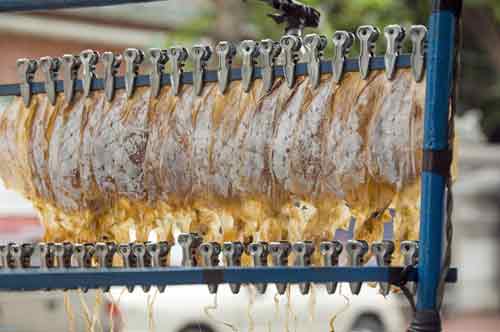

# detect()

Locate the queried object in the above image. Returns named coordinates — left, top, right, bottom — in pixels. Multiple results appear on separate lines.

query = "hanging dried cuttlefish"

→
left=0, top=25, right=432, bottom=258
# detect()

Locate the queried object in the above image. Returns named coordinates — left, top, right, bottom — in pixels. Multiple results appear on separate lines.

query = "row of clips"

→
left=0, top=235, right=419, bottom=296
left=15, top=24, right=428, bottom=107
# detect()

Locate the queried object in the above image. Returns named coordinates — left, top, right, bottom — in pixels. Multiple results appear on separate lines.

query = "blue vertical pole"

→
left=409, top=1, right=462, bottom=331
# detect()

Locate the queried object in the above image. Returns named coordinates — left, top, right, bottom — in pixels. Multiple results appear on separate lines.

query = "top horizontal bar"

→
left=0, top=0, right=167, bottom=12
left=0, top=55, right=412, bottom=97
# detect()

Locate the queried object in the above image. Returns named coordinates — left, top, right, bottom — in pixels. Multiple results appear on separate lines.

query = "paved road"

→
left=443, top=314, right=500, bottom=332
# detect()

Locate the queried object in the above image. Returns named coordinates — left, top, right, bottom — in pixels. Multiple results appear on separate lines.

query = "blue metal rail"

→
left=0, top=0, right=167, bottom=12
left=0, top=55, right=412, bottom=97
left=0, top=267, right=457, bottom=292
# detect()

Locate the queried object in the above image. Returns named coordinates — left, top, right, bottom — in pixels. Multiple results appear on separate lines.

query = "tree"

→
left=174, top=0, right=500, bottom=142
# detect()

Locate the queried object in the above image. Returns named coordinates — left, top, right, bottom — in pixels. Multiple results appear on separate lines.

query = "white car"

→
left=114, top=282, right=408, bottom=332
left=115, top=243, right=409, bottom=332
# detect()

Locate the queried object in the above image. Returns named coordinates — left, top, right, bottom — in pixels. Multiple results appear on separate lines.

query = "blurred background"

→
left=0, top=0, right=499, bottom=331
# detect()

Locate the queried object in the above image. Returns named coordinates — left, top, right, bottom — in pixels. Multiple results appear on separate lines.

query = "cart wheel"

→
left=352, top=313, right=385, bottom=332
left=179, top=322, right=215, bottom=332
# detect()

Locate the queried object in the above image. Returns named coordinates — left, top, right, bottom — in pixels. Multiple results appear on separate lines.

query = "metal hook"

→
left=401, top=240, right=419, bottom=295
left=319, top=240, right=343, bottom=294
left=303, top=33, right=327, bottom=89
left=199, top=242, right=222, bottom=294
left=61, top=54, right=81, bottom=104
left=101, top=52, right=122, bottom=102
left=247, top=242, right=269, bottom=294
left=384, top=25, right=406, bottom=80
left=346, top=239, right=369, bottom=295
left=259, top=39, right=281, bottom=94
left=332, top=31, right=355, bottom=83
left=292, top=241, right=315, bottom=295
left=239, top=40, right=259, bottom=92
left=216, top=41, right=236, bottom=94
left=16, top=58, right=38, bottom=107
left=118, top=243, right=135, bottom=292
left=178, top=233, right=202, bottom=267
left=39, top=56, right=61, bottom=105
left=191, top=45, right=212, bottom=96
left=409, top=25, right=428, bottom=82
left=222, top=241, right=244, bottom=294
left=269, top=241, right=291, bottom=294
left=124, top=48, right=144, bottom=99
left=167, top=46, right=188, bottom=96
left=146, top=241, right=170, bottom=292
left=371, top=240, right=395, bottom=295
left=80, top=49, right=99, bottom=98
left=356, top=25, right=380, bottom=80
left=280, top=35, right=302, bottom=88
left=149, top=48, right=169, bottom=98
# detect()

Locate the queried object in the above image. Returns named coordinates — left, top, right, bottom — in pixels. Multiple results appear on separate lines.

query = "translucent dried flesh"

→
left=0, top=70, right=425, bottom=262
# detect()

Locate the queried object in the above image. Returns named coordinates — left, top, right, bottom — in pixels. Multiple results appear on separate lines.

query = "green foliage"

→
left=170, top=0, right=500, bottom=141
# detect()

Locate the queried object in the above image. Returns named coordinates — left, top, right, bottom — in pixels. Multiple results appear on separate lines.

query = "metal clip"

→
left=96, top=242, right=110, bottom=269
left=132, top=243, right=150, bottom=292
left=239, top=40, right=259, bottom=92
left=247, top=242, right=269, bottom=294
left=259, top=39, right=281, bottom=94
left=74, top=244, right=87, bottom=268
left=8, top=243, right=21, bottom=268
left=293, top=241, right=315, bottom=295
left=332, top=31, right=355, bottom=83
left=280, top=35, right=302, bottom=88
left=20, top=243, right=34, bottom=268
left=118, top=243, right=135, bottom=292
left=39, top=56, right=61, bottom=105
left=38, top=242, right=55, bottom=269
left=123, top=48, right=144, bottom=98
left=409, top=25, right=428, bottom=82
left=146, top=241, right=170, bottom=292
left=303, top=34, right=327, bottom=89
left=61, top=54, right=81, bottom=104
left=146, top=241, right=170, bottom=268
left=319, top=241, right=343, bottom=294
left=216, top=41, right=236, bottom=94
left=401, top=240, right=419, bottom=295
left=73, top=243, right=94, bottom=292
left=356, top=25, right=380, bottom=79
left=371, top=240, right=395, bottom=295
left=346, top=240, right=369, bottom=295
left=54, top=242, right=72, bottom=268
left=83, top=243, right=95, bottom=268
left=222, top=242, right=244, bottom=294
left=149, top=48, right=168, bottom=98
left=118, top=244, right=131, bottom=266
left=16, top=58, right=38, bottom=107
left=54, top=243, right=65, bottom=268
left=0, top=244, right=8, bottom=268
left=101, top=52, right=122, bottom=102
left=384, top=25, right=405, bottom=80
left=199, top=242, right=222, bottom=294
left=269, top=241, right=291, bottom=294
left=167, top=47, right=188, bottom=96
left=178, top=233, right=202, bottom=267
left=80, top=50, right=99, bottom=98
left=191, top=45, right=212, bottom=96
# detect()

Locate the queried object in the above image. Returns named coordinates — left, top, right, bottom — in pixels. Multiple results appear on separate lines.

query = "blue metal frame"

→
left=0, top=267, right=457, bottom=292
left=0, top=0, right=166, bottom=12
left=417, top=0, right=460, bottom=314
left=0, top=3, right=462, bottom=327
left=0, top=55, right=412, bottom=97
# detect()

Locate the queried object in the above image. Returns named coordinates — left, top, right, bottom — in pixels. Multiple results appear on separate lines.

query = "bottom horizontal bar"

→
left=0, top=267, right=457, bottom=291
